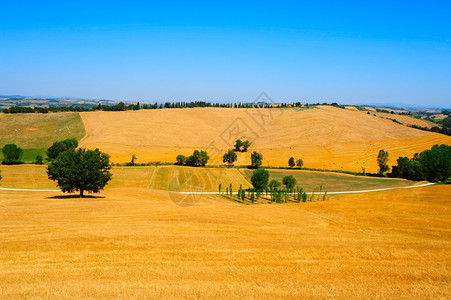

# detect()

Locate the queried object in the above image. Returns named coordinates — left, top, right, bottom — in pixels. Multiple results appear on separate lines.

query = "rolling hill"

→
left=79, top=106, right=451, bottom=173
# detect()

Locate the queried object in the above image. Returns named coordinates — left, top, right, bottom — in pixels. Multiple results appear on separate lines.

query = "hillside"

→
left=79, top=106, right=451, bottom=172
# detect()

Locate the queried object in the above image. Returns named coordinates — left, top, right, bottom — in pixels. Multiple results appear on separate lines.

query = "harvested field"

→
left=79, top=106, right=451, bottom=172
left=0, top=185, right=449, bottom=298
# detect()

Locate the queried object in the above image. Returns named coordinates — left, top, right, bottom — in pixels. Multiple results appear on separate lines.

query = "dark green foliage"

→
left=175, top=155, right=186, bottom=165
left=223, top=149, right=237, bottom=166
left=0, top=169, right=2, bottom=181
left=234, top=139, right=243, bottom=151
left=288, top=157, right=295, bottom=168
left=250, top=151, right=263, bottom=168
left=131, top=154, right=137, bottom=166
left=218, top=183, right=222, bottom=194
left=34, top=154, right=43, bottom=165
left=2, top=144, right=23, bottom=165
left=393, top=156, right=424, bottom=181
left=377, top=149, right=390, bottom=175
left=47, top=148, right=112, bottom=197
left=176, top=150, right=209, bottom=167
left=250, top=168, right=269, bottom=192
left=282, top=175, right=296, bottom=192
left=296, top=158, right=303, bottom=168
left=392, top=144, right=450, bottom=182
left=268, top=179, right=281, bottom=191
left=418, top=144, right=450, bottom=182
left=250, top=190, right=255, bottom=204
left=242, top=140, right=251, bottom=152
left=46, top=138, right=78, bottom=160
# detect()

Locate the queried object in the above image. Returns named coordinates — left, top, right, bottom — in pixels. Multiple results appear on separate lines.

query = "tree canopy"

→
left=282, top=175, right=297, bottom=191
left=377, top=150, right=389, bottom=175
left=223, top=149, right=238, bottom=166
left=288, top=157, right=295, bottom=168
left=250, top=168, right=269, bottom=192
left=2, top=144, right=23, bottom=165
left=46, top=138, right=78, bottom=160
left=250, top=151, right=263, bottom=168
left=47, top=148, right=112, bottom=197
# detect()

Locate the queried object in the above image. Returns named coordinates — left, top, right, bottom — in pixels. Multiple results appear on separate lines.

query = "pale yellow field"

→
left=0, top=185, right=449, bottom=298
left=80, top=106, right=451, bottom=172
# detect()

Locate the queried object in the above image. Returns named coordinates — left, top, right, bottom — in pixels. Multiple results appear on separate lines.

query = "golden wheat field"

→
left=0, top=184, right=449, bottom=299
left=79, top=106, right=451, bottom=172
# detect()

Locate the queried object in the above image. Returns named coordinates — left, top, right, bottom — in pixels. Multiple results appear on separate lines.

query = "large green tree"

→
left=47, top=148, right=112, bottom=197
left=418, top=144, right=450, bottom=182
left=288, top=157, right=295, bottom=168
left=2, top=144, right=23, bottom=165
left=250, top=151, right=263, bottom=168
left=250, top=168, right=269, bottom=192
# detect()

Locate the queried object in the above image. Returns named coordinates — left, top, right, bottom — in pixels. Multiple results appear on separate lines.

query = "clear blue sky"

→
left=1, top=1, right=450, bottom=107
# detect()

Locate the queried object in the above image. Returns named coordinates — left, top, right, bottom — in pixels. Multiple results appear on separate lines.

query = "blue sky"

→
left=0, top=1, right=450, bottom=107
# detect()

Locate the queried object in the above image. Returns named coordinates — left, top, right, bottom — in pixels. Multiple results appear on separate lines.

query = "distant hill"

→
left=0, top=96, right=119, bottom=110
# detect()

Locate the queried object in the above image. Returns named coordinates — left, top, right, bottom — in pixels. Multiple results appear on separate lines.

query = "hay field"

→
left=241, top=169, right=417, bottom=192
left=79, top=106, right=451, bottom=173
left=0, top=185, right=449, bottom=298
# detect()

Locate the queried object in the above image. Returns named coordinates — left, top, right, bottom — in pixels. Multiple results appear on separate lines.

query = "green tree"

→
left=175, top=154, right=186, bottom=165
left=296, top=158, right=303, bottom=168
left=250, top=168, right=269, bottom=192
left=46, top=139, right=78, bottom=160
left=35, top=154, right=44, bottom=165
left=2, top=144, right=23, bottom=165
left=47, top=148, right=112, bottom=197
left=282, top=175, right=297, bottom=192
left=234, top=139, right=243, bottom=151
left=222, top=149, right=238, bottom=166
left=418, top=144, right=450, bottom=182
left=288, top=157, right=295, bottom=168
left=377, top=149, right=390, bottom=175
left=268, top=179, right=281, bottom=191
left=242, top=140, right=251, bottom=152
left=250, top=151, right=263, bottom=168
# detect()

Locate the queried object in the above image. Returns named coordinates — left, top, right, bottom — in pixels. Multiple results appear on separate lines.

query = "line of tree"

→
left=2, top=101, right=350, bottom=114
left=175, top=150, right=209, bottom=167
left=391, top=144, right=450, bottom=182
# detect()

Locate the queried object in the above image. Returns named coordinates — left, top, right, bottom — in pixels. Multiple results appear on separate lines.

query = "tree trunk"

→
left=80, top=189, right=84, bottom=197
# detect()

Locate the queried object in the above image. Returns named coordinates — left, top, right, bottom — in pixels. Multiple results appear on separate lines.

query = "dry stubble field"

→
left=0, top=185, right=449, bottom=298
left=79, top=106, right=451, bottom=172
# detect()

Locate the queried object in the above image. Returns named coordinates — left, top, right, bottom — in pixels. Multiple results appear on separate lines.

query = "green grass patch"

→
left=0, top=112, right=85, bottom=149
left=242, top=169, right=416, bottom=192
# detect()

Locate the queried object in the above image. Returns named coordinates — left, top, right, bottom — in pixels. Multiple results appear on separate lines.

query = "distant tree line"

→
left=2, top=101, right=351, bottom=114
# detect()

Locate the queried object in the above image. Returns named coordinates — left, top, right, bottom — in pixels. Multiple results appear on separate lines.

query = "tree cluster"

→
left=175, top=150, right=209, bottom=167
left=234, top=139, right=251, bottom=152
left=288, top=157, right=303, bottom=168
left=391, top=144, right=450, bottom=182
left=222, top=149, right=237, bottom=166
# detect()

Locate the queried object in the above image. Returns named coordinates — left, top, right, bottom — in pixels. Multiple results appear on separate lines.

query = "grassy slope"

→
left=0, top=112, right=86, bottom=162
left=242, top=168, right=416, bottom=192
left=0, top=185, right=449, bottom=298
left=79, top=107, right=451, bottom=172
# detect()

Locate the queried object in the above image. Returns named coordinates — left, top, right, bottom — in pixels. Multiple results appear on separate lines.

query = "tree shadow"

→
left=46, top=194, right=105, bottom=199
